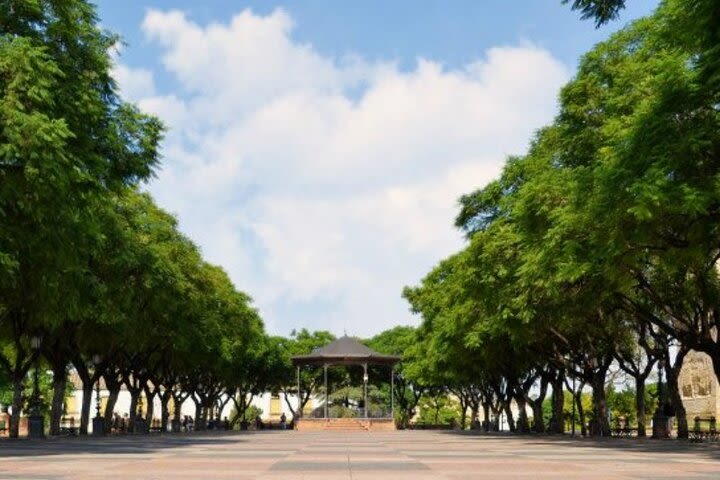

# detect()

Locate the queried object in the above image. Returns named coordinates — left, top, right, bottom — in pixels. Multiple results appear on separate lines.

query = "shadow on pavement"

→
left=0, top=431, right=258, bottom=457
left=434, top=430, right=720, bottom=460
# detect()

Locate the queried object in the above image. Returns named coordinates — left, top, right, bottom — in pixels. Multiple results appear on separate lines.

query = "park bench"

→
left=59, top=417, right=77, bottom=436
left=689, top=416, right=718, bottom=442
left=610, top=425, right=637, bottom=438
left=610, top=417, right=637, bottom=438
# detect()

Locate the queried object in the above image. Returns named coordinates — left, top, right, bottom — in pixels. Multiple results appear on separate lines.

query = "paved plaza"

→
left=1, top=431, right=719, bottom=479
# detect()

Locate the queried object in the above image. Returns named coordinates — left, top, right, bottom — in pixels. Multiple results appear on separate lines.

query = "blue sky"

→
left=99, top=1, right=658, bottom=73
left=97, top=1, right=659, bottom=337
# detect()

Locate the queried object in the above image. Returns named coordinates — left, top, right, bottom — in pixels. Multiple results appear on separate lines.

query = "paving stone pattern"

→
left=1, top=431, right=719, bottom=479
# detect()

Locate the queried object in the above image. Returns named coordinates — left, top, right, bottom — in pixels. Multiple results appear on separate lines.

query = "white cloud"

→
left=111, top=49, right=156, bottom=102
left=118, top=8, right=570, bottom=336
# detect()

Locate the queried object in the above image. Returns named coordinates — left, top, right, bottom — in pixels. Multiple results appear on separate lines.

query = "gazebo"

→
left=291, top=336, right=401, bottom=431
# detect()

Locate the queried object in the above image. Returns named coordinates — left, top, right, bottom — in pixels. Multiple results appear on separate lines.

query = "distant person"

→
left=188, top=416, right=194, bottom=432
left=255, top=415, right=263, bottom=430
left=280, top=413, right=287, bottom=430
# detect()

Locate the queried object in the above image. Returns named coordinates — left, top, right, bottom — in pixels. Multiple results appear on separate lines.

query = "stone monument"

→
left=678, top=350, right=719, bottom=419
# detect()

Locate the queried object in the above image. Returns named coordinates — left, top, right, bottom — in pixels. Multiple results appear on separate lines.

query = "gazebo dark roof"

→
left=292, top=335, right=401, bottom=366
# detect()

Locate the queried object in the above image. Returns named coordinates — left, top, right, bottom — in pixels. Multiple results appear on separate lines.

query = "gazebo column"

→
left=324, top=363, right=328, bottom=419
left=363, top=363, right=368, bottom=418
left=390, top=366, right=395, bottom=419
left=296, top=366, right=301, bottom=419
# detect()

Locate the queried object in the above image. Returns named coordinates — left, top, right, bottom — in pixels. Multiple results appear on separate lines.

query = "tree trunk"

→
left=551, top=375, right=565, bottom=434
left=144, top=385, right=156, bottom=425
left=193, top=398, right=203, bottom=429
left=79, top=382, right=93, bottom=435
left=576, top=392, right=587, bottom=436
left=490, top=404, right=501, bottom=431
left=172, top=394, right=182, bottom=423
left=50, top=362, right=67, bottom=436
left=229, top=392, right=250, bottom=427
left=128, top=392, right=138, bottom=433
left=590, top=371, right=610, bottom=437
left=636, top=376, right=647, bottom=437
left=665, top=346, right=688, bottom=439
left=532, top=377, right=549, bottom=433
left=482, top=402, right=491, bottom=431
left=531, top=400, right=543, bottom=433
left=160, top=390, right=172, bottom=432
left=516, top=395, right=529, bottom=433
left=202, top=398, right=212, bottom=428
left=457, top=393, right=468, bottom=430
left=9, top=374, right=24, bottom=438
left=503, top=401, right=516, bottom=432
left=215, top=394, right=229, bottom=422
left=103, top=378, right=121, bottom=430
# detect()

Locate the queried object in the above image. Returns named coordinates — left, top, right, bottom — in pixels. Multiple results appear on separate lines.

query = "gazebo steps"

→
left=322, top=419, right=368, bottom=431
left=295, top=418, right=396, bottom=431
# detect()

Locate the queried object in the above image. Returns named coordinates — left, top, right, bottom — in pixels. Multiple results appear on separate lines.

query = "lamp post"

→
left=92, top=354, right=104, bottom=435
left=135, top=393, right=146, bottom=434
left=363, top=364, right=369, bottom=419
left=390, top=366, right=395, bottom=420
left=28, top=336, right=44, bottom=438
left=652, top=360, right=668, bottom=438
left=323, top=364, right=328, bottom=419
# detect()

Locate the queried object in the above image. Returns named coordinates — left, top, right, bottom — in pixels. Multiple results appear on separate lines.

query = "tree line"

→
left=402, top=0, right=720, bottom=437
left=0, top=0, right=278, bottom=438
left=3, top=0, right=718, bottom=440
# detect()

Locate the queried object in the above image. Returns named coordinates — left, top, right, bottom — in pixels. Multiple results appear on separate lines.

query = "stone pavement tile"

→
left=352, top=473, right=447, bottom=480
left=263, top=475, right=351, bottom=480
left=2, top=430, right=720, bottom=479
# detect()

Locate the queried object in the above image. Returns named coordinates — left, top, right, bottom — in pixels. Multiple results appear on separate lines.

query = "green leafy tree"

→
left=366, top=326, right=425, bottom=427
left=277, top=329, right=336, bottom=417
left=0, top=0, right=162, bottom=437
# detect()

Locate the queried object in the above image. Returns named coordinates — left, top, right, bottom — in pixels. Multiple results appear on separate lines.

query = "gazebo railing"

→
left=309, top=405, right=394, bottom=419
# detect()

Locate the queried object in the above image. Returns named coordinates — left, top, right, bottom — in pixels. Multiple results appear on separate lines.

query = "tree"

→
left=277, top=329, right=336, bottom=417
left=562, top=0, right=627, bottom=27
left=366, top=326, right=425, bottom=428
left=0, top=0, right=161, bottom=437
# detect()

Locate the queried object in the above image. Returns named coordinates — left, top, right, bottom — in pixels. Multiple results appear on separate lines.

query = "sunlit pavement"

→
left=1, top=430, right=719, bottom=479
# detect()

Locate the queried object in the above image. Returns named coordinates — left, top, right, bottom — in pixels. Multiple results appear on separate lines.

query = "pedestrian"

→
left=280, top=413, right=287, bottom=430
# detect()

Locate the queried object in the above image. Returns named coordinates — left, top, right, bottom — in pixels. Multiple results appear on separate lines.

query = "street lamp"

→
left=652, top=361, right=668, bottom=439
left=92, top=354, right=104, bottom=435
left=28, top=335, right=44, bottom=438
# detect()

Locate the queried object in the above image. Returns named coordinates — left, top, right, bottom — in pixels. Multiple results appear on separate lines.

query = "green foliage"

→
left=406, top=0, right=720, bottom=437
left=563, top=0, right=627, bottom=27
left=0, top=367, right=73, bottom=417
left=241, top=405, right=263, bottom=423
left=417, top=393, right=462, bottom=425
